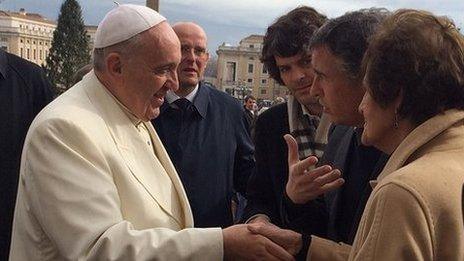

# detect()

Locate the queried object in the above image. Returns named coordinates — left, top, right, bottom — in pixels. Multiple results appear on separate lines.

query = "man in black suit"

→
left=242, top=6, right=335, bottom=234
left=248, top=9, right=390, bottom=259
left=0, top=49, right=54, bottom=260
left=153, top=22, right=254, bottom=228
left=243, top=95, right=257, bottom=134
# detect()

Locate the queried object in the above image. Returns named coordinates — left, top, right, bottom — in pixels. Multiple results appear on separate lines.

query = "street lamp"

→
left=146, top=0, right=159, bottom=11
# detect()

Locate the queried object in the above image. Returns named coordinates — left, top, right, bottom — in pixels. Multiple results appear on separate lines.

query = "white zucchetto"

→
left=94, top=4, right=166, bottom=49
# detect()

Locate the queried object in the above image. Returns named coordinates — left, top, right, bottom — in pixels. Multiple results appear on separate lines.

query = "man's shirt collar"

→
left=165, top=83, right=208, bottom=118
left=166, top=84, right=199, bottom=103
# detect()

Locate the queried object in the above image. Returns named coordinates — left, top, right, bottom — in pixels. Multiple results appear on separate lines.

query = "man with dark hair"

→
left=249, top=8, right=390, bottom=260
left=298, top=8, right=390, bottom=245
left=153, top=22, right=255, bottom=228
left=0, top=49, right=54, bottom=260
left=243, top=6, right=334, bottom=237
left=243, top=95, right=257, bottom=132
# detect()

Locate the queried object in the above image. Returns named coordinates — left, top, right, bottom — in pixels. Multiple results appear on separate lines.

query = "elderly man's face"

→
left=173, top=23, right=209, bottom=89
left=121, top=22, right=181, bottom=121
left=310, top=45, right=365, bottom=126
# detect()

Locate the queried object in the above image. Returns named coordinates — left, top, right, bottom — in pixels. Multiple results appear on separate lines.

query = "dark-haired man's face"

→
left=275, top=53, right=321, bottom=115
left=310, top=45, right=365, bottom=126
left=245, top=98, right=256, bottom=111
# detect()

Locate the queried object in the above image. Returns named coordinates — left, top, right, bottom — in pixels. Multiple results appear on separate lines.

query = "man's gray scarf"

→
left=287, top=96, right=330, bottom=160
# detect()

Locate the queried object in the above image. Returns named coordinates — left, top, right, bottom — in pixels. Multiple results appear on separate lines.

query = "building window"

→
left=20, top=39, right=23, bottom=43
left=33, top=49, right=36, bottom=60
left=249, top=44, right=254, bottom=48
left=247, top=78, right=253, bottom=83
left=27, top=49, right=30, bottom=59
left=248, top=64, right=254, bottom=73
left=226, top=62, right=236, bottom=82
left=20, top=48, right=23, bottom=57
left=249, top=57, right=254, bottom=60
left=1, top=46, right=7, bottom=51
left=262, top=66, right=268, bottom=74
left=27, top=40, right=30, bottom=44
left=261, top=79, right=267, bottom=84
left=40, top=50, right=43, bottom=60
left=260, top=89, right=267, bottom=94
left=33, top=41, right=36, bottom=44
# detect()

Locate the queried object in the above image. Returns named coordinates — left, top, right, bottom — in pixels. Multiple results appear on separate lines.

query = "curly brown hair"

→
left=261, top=6, right=326, bottom=85
left=363, top=9, right=464, bottom=126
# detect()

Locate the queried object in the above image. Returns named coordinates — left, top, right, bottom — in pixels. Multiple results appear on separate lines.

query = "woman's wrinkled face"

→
left=358, top=87, right=397, bottom=152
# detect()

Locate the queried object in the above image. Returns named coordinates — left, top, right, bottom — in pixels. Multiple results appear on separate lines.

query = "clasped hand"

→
left=223, top=222, right=302, bottom=261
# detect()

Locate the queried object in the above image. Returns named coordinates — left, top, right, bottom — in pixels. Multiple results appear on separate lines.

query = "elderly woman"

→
left=353, top=9, right=464, bottom=260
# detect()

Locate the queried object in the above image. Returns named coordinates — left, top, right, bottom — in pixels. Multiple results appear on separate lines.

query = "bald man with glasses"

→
left=152, top=22, right=255, bottom=229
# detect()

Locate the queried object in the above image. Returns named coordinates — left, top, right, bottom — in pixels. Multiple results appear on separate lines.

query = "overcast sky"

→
left=1, top=0, right=463, bottom=55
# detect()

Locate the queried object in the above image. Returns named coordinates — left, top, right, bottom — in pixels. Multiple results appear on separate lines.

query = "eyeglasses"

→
left=181, top=45, right=208, bottom=58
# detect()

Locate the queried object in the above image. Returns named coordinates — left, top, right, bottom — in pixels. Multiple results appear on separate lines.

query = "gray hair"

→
left=93, top=33, right=143, bottom=72
left=309, top=8, right=389, bottom=80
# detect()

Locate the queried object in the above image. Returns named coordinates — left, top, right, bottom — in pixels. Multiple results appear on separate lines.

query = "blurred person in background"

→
left=243, top=94, right=257, bottom=133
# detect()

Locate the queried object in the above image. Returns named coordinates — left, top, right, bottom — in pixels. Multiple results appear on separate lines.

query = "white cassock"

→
left=9, top=71, right=223, bottom=260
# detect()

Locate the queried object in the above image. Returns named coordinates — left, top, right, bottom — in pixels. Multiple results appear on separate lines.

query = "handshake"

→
left=221, top=134, right=345, bottom=260
left=222, top=220, right=303, bottom=261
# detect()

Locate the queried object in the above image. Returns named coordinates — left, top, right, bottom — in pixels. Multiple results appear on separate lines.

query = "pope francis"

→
left=8, top=4, right=295, bottom=261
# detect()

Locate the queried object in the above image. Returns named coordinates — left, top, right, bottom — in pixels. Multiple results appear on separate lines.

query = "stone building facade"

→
left=216, top=35, right=287, bottom=102
left=0, top=8, right=96, bottom=66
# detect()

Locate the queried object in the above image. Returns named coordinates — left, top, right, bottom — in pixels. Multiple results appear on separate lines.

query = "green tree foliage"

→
left=45, top=0, right=90, bottom=93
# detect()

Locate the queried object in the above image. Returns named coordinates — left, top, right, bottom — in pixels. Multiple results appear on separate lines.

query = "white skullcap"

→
left=94, top=4, right=166, bottom=49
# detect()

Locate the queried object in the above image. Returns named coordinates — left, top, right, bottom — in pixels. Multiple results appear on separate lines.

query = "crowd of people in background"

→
left=1, top=2, right=464, bottom=261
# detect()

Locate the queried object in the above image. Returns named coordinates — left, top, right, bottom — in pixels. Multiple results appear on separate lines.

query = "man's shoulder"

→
left=324, top=124, right=352, bottom=144
left=201, top=82, right=241, bottom=106
left=329, top=125, right=353, bottom=136
left=255, top=103, right=289, bottom=134
left=256, top=103, right=288, bottom=125
left=321, top=125, right=354, bottom=162
left=34, top=85, right=92, bottom=124
left=5, top=51, right=43, bottom=76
